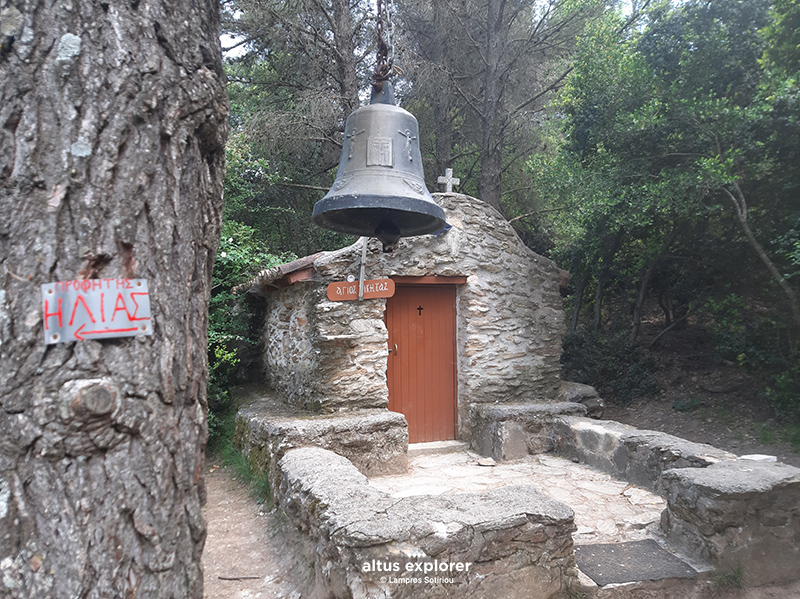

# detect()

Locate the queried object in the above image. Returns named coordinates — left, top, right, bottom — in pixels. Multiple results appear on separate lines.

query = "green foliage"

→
left=208, top=220, right=292, bottom=447
left=222, top=109, right=353, bottom=257
left=209, top=411, right=272, bottom=504
left=221, top=5, right=364, bottom=257
left=762, top=0, right=800, bottom=77
left=776, top=215, right=800, bottom=283
left=530, top=0, right=800, bottom=429
left=223, top=133, right=281, bottom=223
left=712, top=563, right=746, bottom=592
left=561, top=331, right=660, bottom=404
left=222, top=445, right=272, bottom=505
left=703, top=294, right=749, bottom=363
left=538, top=0, right=793, bottom=289
left=765, top=355, right=800, bottom=423
left=785, top=424, right=800, bottom=451
left=700, top=292, right=787, bottom=370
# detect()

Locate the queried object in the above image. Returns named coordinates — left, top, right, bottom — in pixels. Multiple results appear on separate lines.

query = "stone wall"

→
left=262, top=278, right=389, bottom=412
left=257, top=192, right=567, bottom=431
left=233, top=385, right=408, bottom=490
left=551, top=417, right=736, bottom=493
left=469, top=405, right=800, bottom=587
left=660, top=460, right=800, bottom=586
left=276, top=446, right=578, bottom=599
left=470, top=402, right=589, bottom=461
left=262, top=282, right=320, bottom=410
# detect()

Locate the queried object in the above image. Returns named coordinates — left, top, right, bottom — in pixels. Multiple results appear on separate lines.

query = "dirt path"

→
left=202, top=465, right=310, bottom=599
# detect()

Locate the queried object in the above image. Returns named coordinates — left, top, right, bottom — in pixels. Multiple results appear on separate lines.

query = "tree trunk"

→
left=592, top=276, right=605, bottom=331
left=570, top=271, right=590, bottom=334
left=0, top=1, right=228, bottom=597
left=592, top=230, right=624, bottom=331
left=433, top=93, right=453, bottom=182
left=629, top=224, right=680, bottom=344
left=331, top=0, right=360, bottom=116
left=722, top=184, right=800, bottom=333
left=431, top=0, right=453, bottom=182
left=478, top=0, right=505, bottom=210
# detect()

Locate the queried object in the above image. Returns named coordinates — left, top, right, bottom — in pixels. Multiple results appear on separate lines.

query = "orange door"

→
left=386, top=285, right=457, bottom=443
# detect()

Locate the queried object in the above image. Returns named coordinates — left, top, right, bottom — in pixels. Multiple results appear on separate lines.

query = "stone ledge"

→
left=233, top=386, right=408, bottom=489
left=277, top=446, right=579, bottom=599
left=558, top=381, right=605, bottom=418
left=552, top=416, right=736, bottom=492
left=660, top=460, right=800, bottom=586
left=470, top=402, right=588, bottom=461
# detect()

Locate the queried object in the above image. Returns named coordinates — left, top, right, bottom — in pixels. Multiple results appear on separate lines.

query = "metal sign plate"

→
left=41, top=279, right=153, bottom=344
left=327, top=278, right=395, bottom=302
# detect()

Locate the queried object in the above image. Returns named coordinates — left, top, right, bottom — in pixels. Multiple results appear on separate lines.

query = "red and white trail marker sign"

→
left=41, top=279, right=153, bottom=344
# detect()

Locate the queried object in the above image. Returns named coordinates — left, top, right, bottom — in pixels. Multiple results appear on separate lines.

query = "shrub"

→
left=207, top=220, right=293, bottom=447
left=561, top=330, right=660, bottom=404
left=765, top=354, right=800, bottom=423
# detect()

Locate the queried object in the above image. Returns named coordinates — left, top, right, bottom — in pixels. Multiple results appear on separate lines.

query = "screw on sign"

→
left=41, top=279, right=153, bottom=344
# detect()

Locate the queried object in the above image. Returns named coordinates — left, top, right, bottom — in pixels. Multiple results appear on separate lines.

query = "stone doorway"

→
left=386, top=282, right=457, bottom=442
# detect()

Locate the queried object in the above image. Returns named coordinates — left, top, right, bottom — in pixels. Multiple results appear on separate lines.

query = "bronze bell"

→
left=312, top=81, right=446, bottom=250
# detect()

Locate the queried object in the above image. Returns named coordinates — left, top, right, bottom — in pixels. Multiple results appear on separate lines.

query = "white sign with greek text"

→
left=41, top=279, right=153, bottom=344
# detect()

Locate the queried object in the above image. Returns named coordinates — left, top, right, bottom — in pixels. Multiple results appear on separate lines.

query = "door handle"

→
left=388, top=343, right=397, bottom=355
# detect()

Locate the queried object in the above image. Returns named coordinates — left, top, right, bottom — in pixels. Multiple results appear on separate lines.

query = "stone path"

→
left=369, top=445, right=667, bottom=546
left=203, top=451, right=800, bottom=599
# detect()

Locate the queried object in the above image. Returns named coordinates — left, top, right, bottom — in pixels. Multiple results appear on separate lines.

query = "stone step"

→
left=408, top=440, right=470, bottom=457
left=574, top=539, right=708, bottom=597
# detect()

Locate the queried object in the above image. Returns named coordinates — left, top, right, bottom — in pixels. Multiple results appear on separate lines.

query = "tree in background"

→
left=535, top=0, right=800, bottom=417
left=398, top=0, right=602, bottom=213
left=0, top=0, right=227, bottom=595
left=221, top=0, right=605, bottom=245
left=221, top=0, right=374, bottom=256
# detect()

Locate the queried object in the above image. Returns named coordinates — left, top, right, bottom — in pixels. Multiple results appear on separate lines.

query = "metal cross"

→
left=346, top=128, right=365, bottom=160
left=417, top=305, right=423, bottom=316
left=398, top=129, right=416, bottom=161
left=437, top=168, right=460, bottom=192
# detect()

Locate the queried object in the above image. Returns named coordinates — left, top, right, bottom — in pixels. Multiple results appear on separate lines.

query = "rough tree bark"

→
left=0, top=0, right=228, bottom=597
left=569, top=271, right=590, bottom=334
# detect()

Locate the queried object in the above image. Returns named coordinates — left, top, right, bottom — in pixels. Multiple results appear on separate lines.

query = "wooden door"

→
left=386, top=285, right=457, bottom=443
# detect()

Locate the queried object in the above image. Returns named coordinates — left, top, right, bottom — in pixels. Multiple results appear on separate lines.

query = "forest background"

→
left=208, top=0, right=800, bottom=449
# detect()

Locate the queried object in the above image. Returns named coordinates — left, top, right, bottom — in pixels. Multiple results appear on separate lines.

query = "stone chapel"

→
left=239, top=192, right=593, bottom=445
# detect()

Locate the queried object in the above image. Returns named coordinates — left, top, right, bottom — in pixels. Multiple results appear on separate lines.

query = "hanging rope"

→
left=374, top=0, right=394, bottom=83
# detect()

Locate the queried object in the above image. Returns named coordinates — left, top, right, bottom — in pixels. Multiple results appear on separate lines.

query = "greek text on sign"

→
left=41, top=279, right=153, bottom=344
left=326, top=279, right=395, bottom=302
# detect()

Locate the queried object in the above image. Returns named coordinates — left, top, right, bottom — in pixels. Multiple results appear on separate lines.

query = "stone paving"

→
left=368, top=445, right=667, bottom=546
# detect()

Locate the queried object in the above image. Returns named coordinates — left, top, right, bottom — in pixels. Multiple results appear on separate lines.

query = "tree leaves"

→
left=533, top=0, right=800, bottom=342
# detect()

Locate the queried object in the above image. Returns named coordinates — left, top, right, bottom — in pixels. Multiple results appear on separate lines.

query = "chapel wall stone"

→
left=262, top=282, right=322, bottom=411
